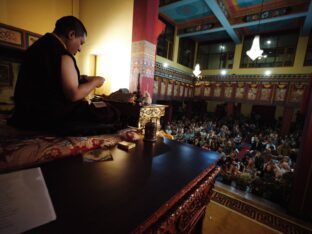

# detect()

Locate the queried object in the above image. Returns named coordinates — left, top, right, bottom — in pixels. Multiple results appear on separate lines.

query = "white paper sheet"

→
left=0, top=168, right=56, bottom=234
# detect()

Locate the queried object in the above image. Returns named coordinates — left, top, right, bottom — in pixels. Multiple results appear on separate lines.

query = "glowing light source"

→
left=246, top=0, right=264, bottom=61
left=92, top=40, right=132, bottom=94
left=163, top=62, right=169, bottom=68
left=193, top=64, right=201, bottom=78
left=264, top=70, right=271, bottom=76
left=246, top=35, right=263, bottom=60
left=221, top=69, right=227, bottom=75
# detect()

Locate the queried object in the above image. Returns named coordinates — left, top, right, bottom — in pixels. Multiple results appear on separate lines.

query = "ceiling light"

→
left=264, top=70, right=271, bottom=76
left=163, top=62, right=168, bottom=68
left=246, top=0, right=264, bottom=61
left=221, top=70, right=227, bottom=75
left=246, top=35, right=263, bottom=60
left=266, top=40, right=271, bottom=44
left=193, top=64, right=201, bottom=78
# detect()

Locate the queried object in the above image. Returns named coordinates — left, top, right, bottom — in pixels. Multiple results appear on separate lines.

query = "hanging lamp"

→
left=246, top=35, right=263, bottom=60
left=193, top=64, right=201, bottom=78
left=246, top=0, right=264, bottom=61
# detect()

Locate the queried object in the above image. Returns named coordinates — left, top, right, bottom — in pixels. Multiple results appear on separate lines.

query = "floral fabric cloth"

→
left=0, top=117, right=142, bottom=171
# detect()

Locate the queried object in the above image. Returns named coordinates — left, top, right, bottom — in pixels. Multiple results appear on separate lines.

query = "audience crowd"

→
left=164, top=113, right=301, bottom=203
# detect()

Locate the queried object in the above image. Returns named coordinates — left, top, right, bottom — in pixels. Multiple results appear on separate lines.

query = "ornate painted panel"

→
left=167, top=83, right=173, bottom=97
left=289, top=83, right=305, bottom=103
left=0, top=23, right=41, bottom=50
left=160, top=80, right=167, bottom=96
left=188, top=86, right=193, bottom=97
left=173, top=82, right=179, bottom=96
left=224, top=83, right=233, bottom=99
left=194, top=86, right=201, bottom=96
left=153, top=79, right=159, bottom=96
left=247, top=83, right=258, bottom=101
left=235, top=83, right=245, bottom=99
left=204, top=85, right=211, bottom=97
left=259, top=84, right=273, bottom=102
left=0, top=23, right=24, bottom=49
left=153, top=74, right=309, bottom=107
left=184, top=87, right=188, bottom=98
left=275, top=84, right=287, bottom=102
left=213, top=83, right=222, bottom=97
left=179, top=85, right=184, bottom=97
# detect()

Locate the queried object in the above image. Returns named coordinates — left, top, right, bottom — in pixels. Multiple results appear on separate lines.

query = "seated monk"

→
left=8, top=16, right=122, bottom=134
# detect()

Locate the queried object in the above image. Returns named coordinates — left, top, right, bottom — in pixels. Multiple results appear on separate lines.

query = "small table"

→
left=103, top=101, right=167, bottom=132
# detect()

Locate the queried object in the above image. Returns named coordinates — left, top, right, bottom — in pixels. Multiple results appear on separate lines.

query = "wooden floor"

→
left=201, top=182, right=312, bottom=234
left=202, top=201, right=280, bottom=234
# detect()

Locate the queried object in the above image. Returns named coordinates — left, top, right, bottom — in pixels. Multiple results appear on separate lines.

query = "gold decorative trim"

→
left=138, top=105, right=167, bottom=133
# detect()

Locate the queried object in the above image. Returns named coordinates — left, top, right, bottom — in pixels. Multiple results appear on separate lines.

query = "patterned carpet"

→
left=211, top=190, right=312, bottom=234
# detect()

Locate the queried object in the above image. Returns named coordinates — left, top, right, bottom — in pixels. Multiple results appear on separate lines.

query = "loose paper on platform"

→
left=0, top=168, right=56, bottom=234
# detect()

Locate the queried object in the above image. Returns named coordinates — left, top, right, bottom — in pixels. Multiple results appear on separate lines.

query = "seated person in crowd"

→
left=278, top=156, right=291, bottom=175
left=277, top=140, right=292, bottom=156
left=262, top=160, right=276, bottom=181
left=8, top=16, right=120, bottom=133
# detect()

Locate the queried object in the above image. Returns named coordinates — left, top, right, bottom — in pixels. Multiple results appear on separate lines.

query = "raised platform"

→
left=22, top=138, right=220, bottom=233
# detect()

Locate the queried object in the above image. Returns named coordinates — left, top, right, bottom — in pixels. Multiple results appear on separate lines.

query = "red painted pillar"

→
left=289, top=77, right=312, bottom=219
left=280, top=106, right=294, bottom=136
left=185, top=101, right=193, bottom=119
left=300, top=76, right=312, bottom=114
left=235, top=103, right=241, bottom=117
left=226, top=102, right=234, bottom=117
left=130, top=0, right=165, bottom=97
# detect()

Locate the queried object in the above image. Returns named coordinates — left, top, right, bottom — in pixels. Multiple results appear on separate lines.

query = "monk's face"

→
left=66, top=31, right=86, bottom=55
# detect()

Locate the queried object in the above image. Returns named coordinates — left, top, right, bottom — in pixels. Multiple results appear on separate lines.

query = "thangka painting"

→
left=184, top=87, right=188, bottom=97
left=160, top=80, right=166, bottom=96
left=289, top=84, right=304, bottom=102
left=224, top=85, right=233, bottom=99
left=179, top=85, right=184, bottom=97
left=204, top=86, right=211, bottom=97
left=153, top=80, right=159, bottom=95
left=188, top=87, right=193, bottom=97
left=247, top=84, right=258, bottom=100
left=167, top=83, right=173, bottom=96
left=194, top=86, right=201, bottom=96
left=0, top=24, right=24, bottom=49
left=213, top=84, right=221, bottom=97
left=173, top=83, right=179, bottom=96
left=275, top=84, right=287, bottom=102
left=235, top=83, right=245, bottom=99
left=259, top=84, right=272, bottom=101
left=260, top=88, right=271, bottom=101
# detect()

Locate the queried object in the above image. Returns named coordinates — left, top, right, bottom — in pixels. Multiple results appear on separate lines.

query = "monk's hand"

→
left=92, top=76, right=105, bottom=87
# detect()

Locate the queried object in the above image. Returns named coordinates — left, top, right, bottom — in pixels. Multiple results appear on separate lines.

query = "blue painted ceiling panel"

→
left=159, top=0, right=311, bottom=43
left=238, top=18, right=303, bottom=34
left=236, top=0, right=272, bottom=8
left=161, top=0, right=212, bottom=22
